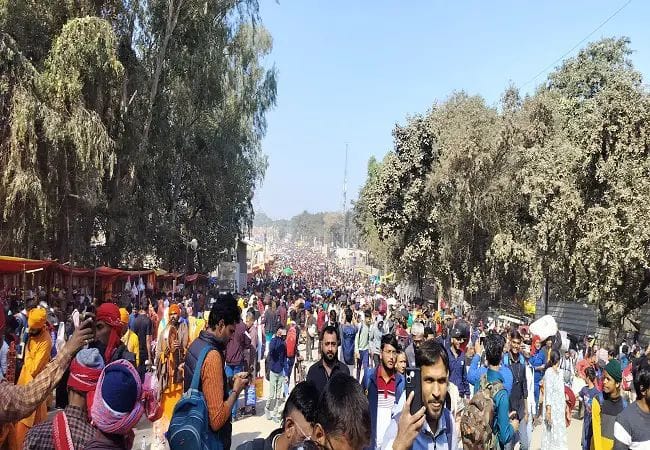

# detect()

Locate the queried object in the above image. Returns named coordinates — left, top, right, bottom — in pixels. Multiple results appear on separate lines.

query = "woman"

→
left=541, top=349, right=569, bottom=450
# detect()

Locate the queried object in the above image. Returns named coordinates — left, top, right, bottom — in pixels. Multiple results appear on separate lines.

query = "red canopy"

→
left=0, top=256, right=55, bottom=274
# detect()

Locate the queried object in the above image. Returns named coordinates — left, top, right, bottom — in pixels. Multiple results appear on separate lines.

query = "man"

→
left=311, top=373, right=371, bottom=450
left=446, top=326, right=470, bottom=401
left=481, top=333, right=517, bottom=450
left=362, top=334, right=404, bottom=449
left=183, top=294, right=249, bottom=450
left=592, top=359, right=627, bottom=450
left=304, top=307, right=316, bottom=362
left=264, top=300, right=278, bottom=352
left=306, top=325, right=350, bottom=395
left=93, top=302, right=135, bottom=365
left=23, top=348, right=103, bottom=450
left=354, top=311, right=371, bottom=381
left=156, top=302, right=189, bottom=434
left=614, top=361, right=650, bottom=449
left=382, top=340, right=457, bottom=450
left=120, top=308, right=140, bottom=367
left=277, top=300, right=288, bottom=329
left=468, top=338, right=514, bottom=395
left=340, top=309, right=358, bottom=374
left=12, top=308, right=52, bottom=449
left=369, top=317, right=384, bottom=368
left=85, top=360, right=145, bottom=450
left=316, top=305, right=326, bottom=337
left=502, top=331, right=528, bottom=446
left=132, top=299, right=153, bottom=380
left=244, top=309, right=263, bottom=377
left=560, top=348, right=575, bottom=386
left=235, top=381, right=319, bottom=450
left=396, top=350, right=407, bottom=375
left=266, top=324, right=287, bottom=423
left=404, top=322, right=425, bottom=367
left=226, top=309, right=251, bottom=421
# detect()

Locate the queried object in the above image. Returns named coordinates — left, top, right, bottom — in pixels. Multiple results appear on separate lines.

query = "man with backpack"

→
left=265, top=324, right=287, bottom=423
left=284, top=321, right=298, bottom=385
left=592, top=359, right=626, bottom=450
left=362, top=334, right=404, bottom=449
left=340, top=309, right=358, bottom=375
left=382, top=340, right=457, bottom=450
left=171, top=294, right=249, bottom=450
left=461, top=333, right=517, bottom=450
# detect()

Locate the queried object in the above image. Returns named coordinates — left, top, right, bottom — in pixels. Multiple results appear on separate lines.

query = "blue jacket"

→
left=362, top=367, right=404, bottom=450
left=447, top=346, right=469, bottom=398
left=529, top=351, right=545, bottom=384
left=486, top=368, right=514, bottom=446
left=269, top=336, right=287, bottom=375
left=468, top=354, right=513, bottom=394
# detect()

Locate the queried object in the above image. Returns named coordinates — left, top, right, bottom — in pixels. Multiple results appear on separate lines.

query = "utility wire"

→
left=520, top=0, right=632, bottom=88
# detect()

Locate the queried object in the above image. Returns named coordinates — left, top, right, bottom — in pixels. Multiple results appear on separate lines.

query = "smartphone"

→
left=405, top=367, right=423, bottom=415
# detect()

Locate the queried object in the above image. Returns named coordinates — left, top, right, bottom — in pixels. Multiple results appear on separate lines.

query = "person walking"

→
left=340, top=309, right=357, bottom=375
left=183, top=294, right=249, bottom=450
left=541, top=349, right=569, bottom=450
left=265, top=325, right=287, bottom=423
left=362, top=334, right=404, bottom=449
left=369, top=316, right=383, bottom=369
left=304, top=307, right=316, bottom=362
left=503, top=331, right=529, bottom=448
left=225, top=313, right=250, bottom=421
left=354, top=311, right=371, bottom=381
left=592, top=359, right=626, bottom=450
left=132, top=299, right=153, bottom=380
left=12, top=308, right=52, bottom=450
left=306, top=325, right=349, bottom=396
left=580, top=366, right=600, bottom=450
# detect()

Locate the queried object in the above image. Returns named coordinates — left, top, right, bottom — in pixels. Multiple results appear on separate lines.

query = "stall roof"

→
left=0, top=256, right=55, bottom=274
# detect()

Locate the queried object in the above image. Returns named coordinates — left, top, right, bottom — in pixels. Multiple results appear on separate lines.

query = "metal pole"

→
left=544, top=275, right=549, bottom=315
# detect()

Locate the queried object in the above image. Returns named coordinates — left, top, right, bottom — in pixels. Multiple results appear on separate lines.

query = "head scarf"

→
left=119, top=308, right=130, bottom=327
left=28, top=307, right=47, bottom=329
left=68, top=348, right=104, bottom=417
left=96, top=303, right=122, bottom=362
left=169, top=303, right=180, bottom=317
left=91, top=359, right=143, bottom=435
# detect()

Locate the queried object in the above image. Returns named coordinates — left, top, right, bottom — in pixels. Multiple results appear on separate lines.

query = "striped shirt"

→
left=614, top=402, right=650, bottom=450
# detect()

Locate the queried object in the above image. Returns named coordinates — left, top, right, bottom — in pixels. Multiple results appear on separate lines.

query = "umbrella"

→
left=283, top=267, right=294, bottom=276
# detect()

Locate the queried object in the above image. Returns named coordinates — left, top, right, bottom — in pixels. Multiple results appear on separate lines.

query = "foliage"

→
left=0, top=0, right=276, bottom=270
left=355, top=37, right=650, bottom=329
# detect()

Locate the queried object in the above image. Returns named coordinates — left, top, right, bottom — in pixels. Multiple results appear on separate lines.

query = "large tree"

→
left=0, top=0, right=277, bottom=270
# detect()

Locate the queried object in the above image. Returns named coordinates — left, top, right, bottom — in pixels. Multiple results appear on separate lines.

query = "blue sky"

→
left=254, top=0, right=649, bottom=219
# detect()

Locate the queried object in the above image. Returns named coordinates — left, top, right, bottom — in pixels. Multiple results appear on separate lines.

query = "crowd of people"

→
left=0, top=247, right=647, bottom=450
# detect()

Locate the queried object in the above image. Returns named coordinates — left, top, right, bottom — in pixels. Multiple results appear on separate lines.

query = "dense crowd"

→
left=0, top=248, right=647, bottom=450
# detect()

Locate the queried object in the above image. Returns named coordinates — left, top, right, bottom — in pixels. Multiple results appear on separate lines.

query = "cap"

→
left=450, top=327, right=463, bottom=339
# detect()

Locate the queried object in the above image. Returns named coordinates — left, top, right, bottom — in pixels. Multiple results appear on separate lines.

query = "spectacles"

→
left=294, top=420, right=313, bottom=440
left=288, top=441, right=327, bottom=450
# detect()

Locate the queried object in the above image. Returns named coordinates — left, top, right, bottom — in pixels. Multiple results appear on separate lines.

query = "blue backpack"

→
left=167, top=347, right=223, bottom=450
left=341, top=325, right=356, bottom=365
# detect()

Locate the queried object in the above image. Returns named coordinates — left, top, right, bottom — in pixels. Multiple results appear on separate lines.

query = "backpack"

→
left=286, top=327, right=297, bottom=358
left=167, top=347, right=224, bottom=450
left=341, top=325, right=356, bottom=365
left=622, top=364, right=633, bottom=391
left=460, top=374, right=505, bottom=450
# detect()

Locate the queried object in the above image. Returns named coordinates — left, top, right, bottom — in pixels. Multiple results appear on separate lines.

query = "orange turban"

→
left=28, top=307, right=47, bottom=329
left=169, top=304, right=180, bottom=316
left=96, top=303, right=122, bottom=362
left=119, top=308, right=130, bottom=326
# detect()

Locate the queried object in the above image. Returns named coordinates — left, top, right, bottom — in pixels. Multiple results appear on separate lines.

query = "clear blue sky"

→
left=254, top=0, right=649, bottom=220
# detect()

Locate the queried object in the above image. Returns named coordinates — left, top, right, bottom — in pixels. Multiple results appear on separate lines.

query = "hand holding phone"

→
left=405, top=368, right=423, bottom=416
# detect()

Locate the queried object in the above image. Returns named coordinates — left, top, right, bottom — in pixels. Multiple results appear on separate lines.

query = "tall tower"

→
left=342, top=143, right=349, bottom=249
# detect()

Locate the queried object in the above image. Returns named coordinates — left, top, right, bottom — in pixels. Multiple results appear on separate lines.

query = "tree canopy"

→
left=0, top=0, right=277, bottom=271
left=355, top=37, right=650, bottom=328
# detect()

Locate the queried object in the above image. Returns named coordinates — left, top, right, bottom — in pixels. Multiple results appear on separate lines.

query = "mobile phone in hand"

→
left=405, top=367, right=423, bottom=416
